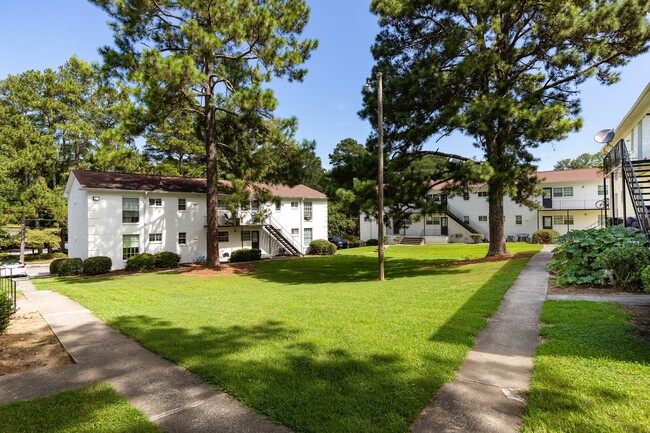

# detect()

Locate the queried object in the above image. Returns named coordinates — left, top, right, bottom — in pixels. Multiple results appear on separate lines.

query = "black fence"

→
left=1, top=276, right=17, bottom=313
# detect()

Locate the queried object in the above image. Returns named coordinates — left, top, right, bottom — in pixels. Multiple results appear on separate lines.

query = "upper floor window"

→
left=275, top=202, right=281, bottom=212
left=515, top=215, right=522, bottom=225
left=149, top=198, right=162, bottom=207
left=291, top=228, right=299, bottom=236
left=304, top=202, right=313, bottom=221
left=463, top=215, right=470, bottom=224
left=463, top=193, right=470, bottom=201
left=478, top=215, right=488, bottom=222
left=291, top=201, right=299, bottom=209
left=178, top=198, right=186, bottom=211
left=149, top=233, right=162, bottom=242
left=478, top=191, right=488, bottom=197
left=553, top=187, right=573, bottom=197
left=122, top=198, right=139, bottom=223
left=178, top=232, right=187, bottom=245
left=251, top=200, right=259, bottom=212
left=598, top=185, right=607, bottom=196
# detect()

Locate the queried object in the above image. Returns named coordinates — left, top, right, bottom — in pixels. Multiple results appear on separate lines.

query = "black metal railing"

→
left=1, top=277, right=17, bottom=313
left=604, top=139, right=650, bottom=243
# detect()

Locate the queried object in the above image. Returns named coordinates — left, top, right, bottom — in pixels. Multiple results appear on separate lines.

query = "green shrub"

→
left=24, top=252, right=67, bottom=262
left=82, top=256, right=112, bottom=275
left=57, top=258, right=83, bottom=276
left=532, top=229, right=560, bottom=244
left=230, top=249, right=262, bottom=263
left=349, top=240, right=364, bottom=248
left=595, top=244, right=649, bottom=288
left=641, top=266, right=650, bottom=294
left=154, top=251, right=181, bottom=268
left=49, top=258, right=67, bottom=274
left=0, top=294, right=13, bottom=334
left=469, top=233, right=484, bottom=243
left=548, top=225, right=647, bottom=286
left=308, top=239, right=337, bottom=255
left=125, top=253, right=155, bottom=271
left=0, top=253, right=17, bottom=264
left=366, top=239, right=379, bottom=246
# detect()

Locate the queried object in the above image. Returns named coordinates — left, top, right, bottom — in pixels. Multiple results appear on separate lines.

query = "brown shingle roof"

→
left=537, top=167, right=602, bottom=183
left=71, top=170, right=327, bottom=199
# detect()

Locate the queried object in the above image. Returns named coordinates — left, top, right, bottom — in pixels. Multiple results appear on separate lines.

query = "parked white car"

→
left=0, top=261, right=27, bottom=278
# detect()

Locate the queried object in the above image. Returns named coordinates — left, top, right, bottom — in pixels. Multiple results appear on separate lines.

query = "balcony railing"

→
left=542, top=199, right=600, bottom=210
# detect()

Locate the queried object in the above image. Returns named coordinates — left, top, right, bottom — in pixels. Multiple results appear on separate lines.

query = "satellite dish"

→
left=594, top=129, right=615, bottom=144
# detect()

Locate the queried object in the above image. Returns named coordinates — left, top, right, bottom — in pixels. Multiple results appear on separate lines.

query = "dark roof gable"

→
left=70, top=170, right=327, bottom=199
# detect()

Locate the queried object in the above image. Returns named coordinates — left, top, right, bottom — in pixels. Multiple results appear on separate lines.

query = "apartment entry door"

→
left=542, top=188, right=552, bottom=209
left=542, top=216, right=553, bottom=230
left=441, top=217, right=449, bottom=235
left=251, top=231, right=260, bottom=249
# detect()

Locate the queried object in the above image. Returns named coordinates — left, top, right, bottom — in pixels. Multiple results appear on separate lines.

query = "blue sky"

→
left=1, top=0, right=649, bottom=170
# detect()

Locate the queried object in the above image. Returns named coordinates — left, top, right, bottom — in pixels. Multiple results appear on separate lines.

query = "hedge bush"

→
left=349, top=240, right=364, bottom=248
left=595, top=244, right=649, bottom=288
left=366, top=239, right=379, bottom=246
left=57, top=258, right=83, bottom=276
left=0, top=294, right=13, bottom=334
left=641, top=266, right=650, bottom=294
left=82, top=256, right=112, bottom=276
left=532, top=229, right=560, bottom=244
left=24, top=252, right=67, bottom=262
left=230, top=249, right=262, bottom=263
left=125, top=253, right=156, bottom=271
left=50, top=258, right=66, bottom=275
left=469, top=233, right=484, bottom=244
left=547, top=225, right=646, bottom=286
left=154, top=251, right=181, bottom=268
left=308, top=239, right=337, bottom=255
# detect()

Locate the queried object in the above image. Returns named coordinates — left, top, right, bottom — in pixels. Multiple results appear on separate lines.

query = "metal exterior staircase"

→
left=445, top=204, right=489, bottom=241
left=263, top=218, right=303, bottom=256
left=603, top=139, right=650, bottom=243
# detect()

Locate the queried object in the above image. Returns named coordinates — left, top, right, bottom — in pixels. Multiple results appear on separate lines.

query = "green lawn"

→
left=521, top=301, right=650, bottom=433
left=35, top=244, right=540, bottom=433
left=0, top=383, right=161, bottom=433
left=336, top=242, right=540, bottom=261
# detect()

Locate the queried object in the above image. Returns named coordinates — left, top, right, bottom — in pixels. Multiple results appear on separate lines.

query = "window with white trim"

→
left=553, top=187, right=574, bottom=197
left=178, top=198, right=186, bottom=211
left=304, top=228, right=313, bottom=245
left=463, top=215, right=470, bottom=224
left=275, top=202, right=281, bottom=212
left=515, top=215, right=522, bottom=225
left=218, top=201, right=227, bottom=211
left=123, top=234, right=139, bottom=260
left=149, top=233, right=162, bottom=242
left=251, top=200, right=259, bottom=212
left=241, top=231, right=251, bottom=241
left=478, top=215, right=488, bottom=222
left=291, top=201, right=299, bottom=209
left=433, top=217, right=440, bottom=225
left=304, top=202, right=313, bottom=221
left=598, top=185, right=607, bottom=195
left=554, top=215, right=574, bottom=225
left=217, top=231, right=229, bottom=242
left=463, top=193, right=470, bottom=201
left=426, top=215, right=433, bottom=225
left=478, top=191, right=488, bottom=197
left=291, top=228, right=299, bottom=236
left=149, top=198, right=162, bottom=206
left=122, top=198, right=139, bottom=223
left=178, top=232, right=187, bottom=245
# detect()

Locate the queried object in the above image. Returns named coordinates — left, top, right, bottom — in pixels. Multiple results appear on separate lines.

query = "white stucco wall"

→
left=67, top=177, right=89, bottom=260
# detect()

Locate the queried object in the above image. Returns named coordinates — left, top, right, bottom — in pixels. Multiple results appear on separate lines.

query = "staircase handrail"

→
left=581, top=219, right=605, bottom=231
left=266, top=215, right=304, bottom=254
left=445, top=204, right=489, bottom=238
left=615, top=140, right=650, bottom=241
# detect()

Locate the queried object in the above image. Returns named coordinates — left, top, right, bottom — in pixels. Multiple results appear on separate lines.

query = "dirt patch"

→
left=624, top=305, right=650, bottom=343
left=546, top=276, right=642, bottom=295
left=0, top=311, right=73, bottom=376
left=173, top=263, right=257, bottom=276
left=432, top=252, right=536, bottom=268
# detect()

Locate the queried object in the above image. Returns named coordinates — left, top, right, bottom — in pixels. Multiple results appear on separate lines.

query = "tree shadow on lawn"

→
left=251, top=254, right=470, bottom=285
left=105, top=261, right=533, bottom=433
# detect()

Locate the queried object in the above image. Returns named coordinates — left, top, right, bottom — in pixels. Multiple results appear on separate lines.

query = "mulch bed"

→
left=173, top=263, right=257, bottom=276
left=431, top=252, right=537, bottom=268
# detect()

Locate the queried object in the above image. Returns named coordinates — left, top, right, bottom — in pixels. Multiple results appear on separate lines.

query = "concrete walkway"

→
left=547, top=293, right=650, bottom=304
left=412, top=245, right=553, bottom=433
left=0, top=279, right=290, bottom=433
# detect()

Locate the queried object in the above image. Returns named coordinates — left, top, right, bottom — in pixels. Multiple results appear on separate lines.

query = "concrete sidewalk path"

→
left=547, top=293, right=650, bottom=304
left=412, top=245, right=553, bottom=433
left=0, top=279, right=290, bottom=433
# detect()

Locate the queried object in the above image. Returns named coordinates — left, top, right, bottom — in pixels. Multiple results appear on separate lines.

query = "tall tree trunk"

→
left=19, top=215, right=26, bottom=263
left=487, top=180, right=509, bottom=256
left=204, top=66, right=220, bottom=268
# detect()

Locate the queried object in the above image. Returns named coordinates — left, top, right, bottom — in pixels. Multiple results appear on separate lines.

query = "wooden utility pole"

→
left=377, top=72, right=385, bottom=281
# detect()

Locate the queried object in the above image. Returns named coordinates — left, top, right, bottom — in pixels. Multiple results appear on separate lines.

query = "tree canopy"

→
left=92, top=0, right=317, bottom=266
left=553, top=152, right=603, bottom=170
left=367, top=0, right=650, bottom=255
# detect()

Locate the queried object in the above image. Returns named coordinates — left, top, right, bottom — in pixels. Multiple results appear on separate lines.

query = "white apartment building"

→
left=360, top=168, right=604, bottom=244
left=65, top=170, right=328, bottom=269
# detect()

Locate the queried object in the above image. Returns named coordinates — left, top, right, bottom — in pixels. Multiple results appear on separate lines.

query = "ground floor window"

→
left=304, top=228, right=313, bottom=245
left=218, top=231, right=229, bottom=242
left=553, top=214, right=574, bottom=225
left=433, top=217, right=440, bottom=225
left=123, top=234, right=139, bottom=260
left=463, top=215, right=470, bottom=224
left=241, top=230, right=251, bottom=241
left=426, top=215, right=433, bottom=225
left=178, top=232, right=187, bottom=245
